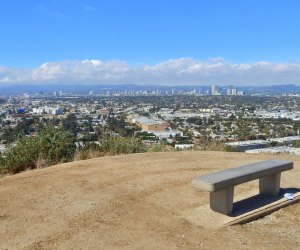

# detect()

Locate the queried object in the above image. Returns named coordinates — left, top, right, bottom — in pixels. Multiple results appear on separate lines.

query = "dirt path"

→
left=0, top=151, right=299, bottom=249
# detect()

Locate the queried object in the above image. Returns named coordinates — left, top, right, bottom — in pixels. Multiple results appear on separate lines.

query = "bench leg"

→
left=259, top=173, right=281, bottom=196
left=210, top=187, right=234, bottom=215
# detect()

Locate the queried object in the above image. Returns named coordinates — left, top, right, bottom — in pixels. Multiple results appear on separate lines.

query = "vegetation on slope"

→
left=0, top=126, right=76, bottom=174
left=0, top=125, right=169, bottom=175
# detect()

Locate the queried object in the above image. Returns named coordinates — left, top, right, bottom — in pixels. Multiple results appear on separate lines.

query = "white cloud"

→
left=1, top=58, right=300, bottom=85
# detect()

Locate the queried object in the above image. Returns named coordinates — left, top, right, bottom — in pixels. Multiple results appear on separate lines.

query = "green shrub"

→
left=146, top=143, right=169, bottom=152
left=198, top=136, right=227, bottom=151
left=100, top=136, right=145, bottom=155
left=0, top=126, right=76, bottom=174
left=0, top=136, right=39, bottom=174
left=74, top=143, right=102, bottom=160
left=37, top=126, right=76, bottom=166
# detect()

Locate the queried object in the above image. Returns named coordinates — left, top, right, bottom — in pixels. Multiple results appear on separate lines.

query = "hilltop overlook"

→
left=1, top=151, right=300, bottom=249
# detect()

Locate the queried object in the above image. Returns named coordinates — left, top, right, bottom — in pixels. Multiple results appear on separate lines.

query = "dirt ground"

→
left=0, top=151, right=299, bottom=250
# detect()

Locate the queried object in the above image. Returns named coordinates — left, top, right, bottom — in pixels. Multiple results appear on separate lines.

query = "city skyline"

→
left=1, top=1, right=300, bottom=86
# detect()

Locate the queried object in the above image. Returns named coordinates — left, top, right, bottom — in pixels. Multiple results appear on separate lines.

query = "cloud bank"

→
left=1, top=58, right=300, bottom=86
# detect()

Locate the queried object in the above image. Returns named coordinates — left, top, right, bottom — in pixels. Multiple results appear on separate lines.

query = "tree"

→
left=62, top=114, right=78, bottom=135
left=1, top=118, right=35, bottom=143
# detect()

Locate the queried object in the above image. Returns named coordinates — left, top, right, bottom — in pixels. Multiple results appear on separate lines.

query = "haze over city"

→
left=1, top=0, right=300, bottom=86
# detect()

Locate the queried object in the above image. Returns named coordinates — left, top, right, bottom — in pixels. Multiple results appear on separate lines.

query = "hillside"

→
left=0, top=151, right=300, bottom=249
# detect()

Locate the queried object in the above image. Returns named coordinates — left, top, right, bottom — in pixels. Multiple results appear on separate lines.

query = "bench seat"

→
left=192, top=159, right=293, bottom=215
left=192, top=159, right=293, bottom=191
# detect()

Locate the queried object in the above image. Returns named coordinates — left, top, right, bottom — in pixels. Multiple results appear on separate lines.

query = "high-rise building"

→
left=211, top=84, right=220, bottom=95
left=227, top=85, right=237, bottom=95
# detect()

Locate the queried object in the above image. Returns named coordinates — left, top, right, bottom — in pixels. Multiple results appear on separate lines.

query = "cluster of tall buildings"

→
left=53, top=91, right=64, bottom=97
left=226, top=85, right=237, bottom=95
left=50, top=85, right=245, bottom=97
left=211, top=84, right=245, bottom=96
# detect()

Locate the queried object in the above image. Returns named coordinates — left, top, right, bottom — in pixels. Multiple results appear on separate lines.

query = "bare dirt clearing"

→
left=0, top=151, right=299, bottom=249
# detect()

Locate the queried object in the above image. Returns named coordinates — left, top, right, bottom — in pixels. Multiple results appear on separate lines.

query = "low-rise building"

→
left=175, top=144, right=194, bottom=150
left=148, top=130, right=183, bottom=139
left=245, top=146, right=300, bottom=155
left=133, top=117, right=170, bottom=131
left=225, top=139, right=268, bottom=152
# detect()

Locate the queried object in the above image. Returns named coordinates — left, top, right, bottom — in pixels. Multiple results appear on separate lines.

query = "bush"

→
left=0, top=126, right=76, bottom=174
left=37, top=126, right=76, bottom=167
left=0, top=136, right=39, bottom=174
left=74, top=137, right=146, bottom=161
left=146, top=143, right=170, bottom=152
left=100, top=136, right=145, bottom=155
left=74, top=143, right=103, bottom=161
left=198, top=136, right=227, bottom=151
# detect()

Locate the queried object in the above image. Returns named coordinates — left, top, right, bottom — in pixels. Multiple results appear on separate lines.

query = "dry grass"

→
left=0, top=151, right=299, bottom=249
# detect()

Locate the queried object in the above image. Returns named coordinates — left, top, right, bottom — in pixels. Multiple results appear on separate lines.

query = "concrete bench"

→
left=192, top=159, right=293, bottom=215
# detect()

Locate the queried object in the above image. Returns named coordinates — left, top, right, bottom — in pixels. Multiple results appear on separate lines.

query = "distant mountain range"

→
left=0, top=83, right=300, bottom=95
left=238, top=84, right=300, bottom=95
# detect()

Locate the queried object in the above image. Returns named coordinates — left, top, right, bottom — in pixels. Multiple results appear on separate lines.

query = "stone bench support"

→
left=259, top=173, right=281, bottom=196
left=192, top=160, right=293, bottom=215
left=210, top=187, right=234, bottom=215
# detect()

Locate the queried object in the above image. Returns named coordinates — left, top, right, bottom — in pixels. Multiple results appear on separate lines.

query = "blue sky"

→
left=1, top=0, right=300, bottom=85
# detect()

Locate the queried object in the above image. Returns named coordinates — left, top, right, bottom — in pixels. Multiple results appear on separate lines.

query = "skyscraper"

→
left=211, top=84, right=220, bottom=95
left=227, top=85, right=237, bottom=95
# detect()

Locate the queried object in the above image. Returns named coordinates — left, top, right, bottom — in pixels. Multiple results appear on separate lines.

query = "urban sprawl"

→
left=1, top=84, right=300, bottom=156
